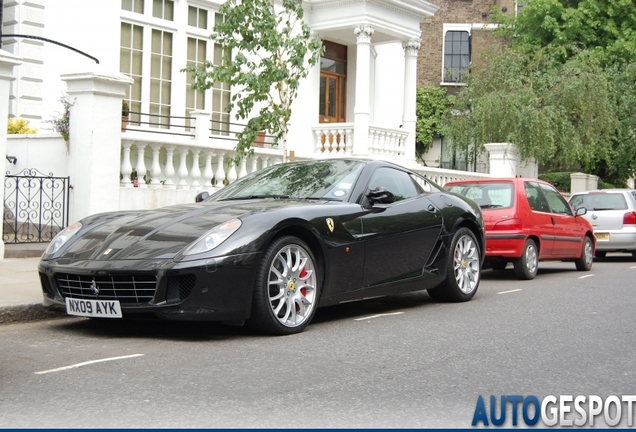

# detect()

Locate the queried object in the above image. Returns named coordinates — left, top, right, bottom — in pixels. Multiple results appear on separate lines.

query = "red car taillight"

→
left=623, top=211, right=636, bottom=225
left=493, top=218, right=523, bottom=231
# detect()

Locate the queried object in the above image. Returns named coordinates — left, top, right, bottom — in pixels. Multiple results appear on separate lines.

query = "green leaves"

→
left=182, top=0, right=323, bottom=162
left=415, top=87, right=454, bottom=162
left=445, top=0, right=636, bottom=185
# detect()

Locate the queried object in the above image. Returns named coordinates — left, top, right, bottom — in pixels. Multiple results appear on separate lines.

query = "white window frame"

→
left=441, top=23, right=471, bottom=86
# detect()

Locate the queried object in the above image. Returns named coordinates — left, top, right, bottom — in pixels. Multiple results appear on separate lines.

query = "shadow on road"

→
left=45, top=290, right=438, bottom=341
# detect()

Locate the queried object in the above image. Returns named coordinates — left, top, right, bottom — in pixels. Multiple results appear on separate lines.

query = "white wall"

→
left=5, top=134, right=68, bottom=177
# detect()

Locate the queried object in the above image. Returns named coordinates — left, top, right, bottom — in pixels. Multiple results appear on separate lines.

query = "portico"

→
left=302, top=0, right=439, bottom=162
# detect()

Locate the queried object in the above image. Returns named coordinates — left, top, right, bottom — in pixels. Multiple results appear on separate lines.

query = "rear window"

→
left=446, top=182, right=514, bottom=209
left=569, top=193, right=628, bottom=211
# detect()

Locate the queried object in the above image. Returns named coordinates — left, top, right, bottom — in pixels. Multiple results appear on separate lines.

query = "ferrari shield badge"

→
left=326, top=218, right=335, bottom=233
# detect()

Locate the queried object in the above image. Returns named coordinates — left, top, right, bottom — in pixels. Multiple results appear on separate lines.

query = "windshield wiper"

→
left=304, top=196, right=342, bottom=202
left=221, top=194, right=291, bottom=201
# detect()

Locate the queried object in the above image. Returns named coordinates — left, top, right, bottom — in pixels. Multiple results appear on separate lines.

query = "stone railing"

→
left=120, top=130, right=283, bottom=191
left=368, top=125, right=408, bottom=159
left=410, top=164, right=494, bottom=187
left=312, top=123, right=354, bottom=156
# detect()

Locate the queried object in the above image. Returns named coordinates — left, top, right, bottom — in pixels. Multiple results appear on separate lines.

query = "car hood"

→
left=55, top=199, right=324, bottom=261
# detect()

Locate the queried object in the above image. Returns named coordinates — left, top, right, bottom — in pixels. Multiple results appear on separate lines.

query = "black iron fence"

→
left=3, top=168, right=70, bottom=244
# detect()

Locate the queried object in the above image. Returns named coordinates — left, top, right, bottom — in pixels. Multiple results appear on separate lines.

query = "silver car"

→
left=569, top=189, right=636, bottom=259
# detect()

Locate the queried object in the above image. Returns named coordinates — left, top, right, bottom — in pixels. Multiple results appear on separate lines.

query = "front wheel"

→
left=575, top=236, right=593, bottom=271
left=513, top=239, right=538, bottom=280
left=248, top=236, right=320, bottom=335
left=428, top=227, right=481, bottom=302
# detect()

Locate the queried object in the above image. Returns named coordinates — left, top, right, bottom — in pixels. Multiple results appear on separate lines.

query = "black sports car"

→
left=39, top=159, right=485, bottom=335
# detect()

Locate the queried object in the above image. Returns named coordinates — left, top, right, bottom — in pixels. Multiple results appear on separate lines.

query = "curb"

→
left=0, top=303, right=67, bottom=325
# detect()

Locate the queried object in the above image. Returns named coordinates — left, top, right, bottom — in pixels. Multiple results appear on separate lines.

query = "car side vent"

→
left=166, top=275, right=196, bottom=302
left=40, top=273, right=55, bottom=299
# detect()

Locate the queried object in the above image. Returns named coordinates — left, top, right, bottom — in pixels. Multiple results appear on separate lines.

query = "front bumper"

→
left=38, top=253, right=260, bottom=322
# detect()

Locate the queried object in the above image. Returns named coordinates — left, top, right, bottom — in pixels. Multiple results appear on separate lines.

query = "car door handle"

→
left=551, top=216, right=556, bottom=225
left=427, top=204, right=437, bottom=213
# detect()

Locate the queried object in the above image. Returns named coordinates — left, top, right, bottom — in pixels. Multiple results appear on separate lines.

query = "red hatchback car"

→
left=445, top=178, right=595, bottom=280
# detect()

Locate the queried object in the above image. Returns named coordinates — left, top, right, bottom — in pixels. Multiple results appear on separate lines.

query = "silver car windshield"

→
left=209, top=160, right=365, bottom=202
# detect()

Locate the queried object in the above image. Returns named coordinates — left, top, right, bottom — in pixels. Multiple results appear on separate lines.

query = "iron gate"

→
left=3, top=168, right=70, bottom=244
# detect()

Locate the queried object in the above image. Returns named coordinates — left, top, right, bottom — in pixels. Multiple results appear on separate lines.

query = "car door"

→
left=359, top=167, right=443, bottom=288
left=523, top=181, right=556, bottom=258
left=538, top=182, right=583, bottom=257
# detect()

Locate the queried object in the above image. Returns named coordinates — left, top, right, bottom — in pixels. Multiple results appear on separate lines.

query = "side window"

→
left=368, top=168, right=419, bottom=202
left=524, top=182, right=550, bottom=212
left=409, top=173, right=440, bottom=194
left=539, top=183, right=573, bottom=215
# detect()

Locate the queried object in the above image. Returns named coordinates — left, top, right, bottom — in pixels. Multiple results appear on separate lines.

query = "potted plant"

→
left=122, top=100, right=130, bottom=131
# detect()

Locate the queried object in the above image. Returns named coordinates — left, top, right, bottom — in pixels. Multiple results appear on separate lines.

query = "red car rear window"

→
left=446, top=183, right=514, bottom=209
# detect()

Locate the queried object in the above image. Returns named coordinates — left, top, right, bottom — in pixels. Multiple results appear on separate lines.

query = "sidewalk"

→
left=0, top=255, right=64, bottom=324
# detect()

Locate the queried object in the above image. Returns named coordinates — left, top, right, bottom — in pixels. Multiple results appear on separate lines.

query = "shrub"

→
left=7, top=118, right=37, bottom=134
left=538, top=172, right=572, bottom=193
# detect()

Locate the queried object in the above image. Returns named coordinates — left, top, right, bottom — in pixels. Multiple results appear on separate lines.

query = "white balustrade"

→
left=312, top=123, right=354, bottom=156
left=120, top=142, right=133, bottom=187
left=135, top=143, right=148, bottom=188
left=368, top=126, right=407, bottom=159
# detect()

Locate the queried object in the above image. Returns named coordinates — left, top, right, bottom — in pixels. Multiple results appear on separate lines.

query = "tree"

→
left=184, top=0, right=323, bottom=162
left=415, top=86, right=454, bottom=164
left=442, top=0, right=636, bottom=185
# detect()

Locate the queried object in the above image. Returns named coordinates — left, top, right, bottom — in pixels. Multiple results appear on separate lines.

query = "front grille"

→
left=55, top=273, right=157, bottom=305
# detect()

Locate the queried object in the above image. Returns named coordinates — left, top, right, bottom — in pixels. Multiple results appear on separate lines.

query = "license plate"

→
left=65, top=298, right=122, bottom=318
left=595, top=232, right=610, bottom=241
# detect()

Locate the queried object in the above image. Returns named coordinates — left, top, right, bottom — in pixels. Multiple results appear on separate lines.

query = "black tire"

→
left=491, top=261, right=507, bottom=271
left=427, top=227, right=481, bottom=302
left=595, top=251, right=607, bottom=258
left=575, top=236, right=594, bottom=271
left=248, top=236, right=320, bottom=335
left=513, top=239, right=538, bottom=280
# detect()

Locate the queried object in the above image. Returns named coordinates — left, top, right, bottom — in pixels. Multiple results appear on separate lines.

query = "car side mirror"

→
left=367, top=187, right=395, bottom=205
left=195, top=191, right=210, bottom=203
left=575, top=207, right=587, bottom=216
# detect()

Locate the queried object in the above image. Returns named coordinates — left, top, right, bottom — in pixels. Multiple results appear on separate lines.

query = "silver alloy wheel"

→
left=583, top=239, right=593, bottom=267
left=268, top=244, right=318, bottom=328
left=525, top=243, right=538, bottom=274
left=453, top=234, right=480, bottom=294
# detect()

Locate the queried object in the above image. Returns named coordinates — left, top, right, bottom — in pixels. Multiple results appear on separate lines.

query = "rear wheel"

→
left=248, top=236, right=319, bottom=335
left=594, top=251, right=606, bottom=258
left=513, top=239, right=538, bottom=280
left=428, top=227, right=481, bottom=302
left=575, top=236, right=593, bottom=271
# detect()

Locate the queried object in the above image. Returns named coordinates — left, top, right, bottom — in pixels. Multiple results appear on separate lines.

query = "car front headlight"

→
left=183, top=219, right=242, bottom=256
left=44, top=222, right=83, bottom=255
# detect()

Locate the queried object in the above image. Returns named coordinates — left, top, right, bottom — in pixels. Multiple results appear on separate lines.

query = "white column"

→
left=203, top=151, right=214, bottom=188
left=120, top=142, right=133, bottom=187
left=191, top=110, right=211, bottom=142
left=149, top=144, right=162, bottom=187
left=135, top=143, right=148, bottom=188
left=163, top=145, right=176, bottom=188
left=62, top=70, right=134, bottom=222
left=484, top=143, right=520, bottom=177
left=190, top=148, right=202, bottom=189
left=352, top=25, right=374, bottom=157
left=176, top=148, right=190, bottom=189
left=0, top=51, right=20, bottom=259
left=402, top=39, right=420, bottom=163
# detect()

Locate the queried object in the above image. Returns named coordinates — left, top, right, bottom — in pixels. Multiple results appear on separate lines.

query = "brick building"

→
left=416, top=0, right=517, bottom=170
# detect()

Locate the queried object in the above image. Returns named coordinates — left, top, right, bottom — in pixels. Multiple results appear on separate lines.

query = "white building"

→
left=5, top=0, right=527, bottom=257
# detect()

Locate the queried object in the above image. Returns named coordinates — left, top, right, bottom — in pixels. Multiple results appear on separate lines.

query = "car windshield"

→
left=208, top=160, right=365, bottom=202
left=569, top=193, right=628, bottom=211
left=446, top=182, right=514, bottom=209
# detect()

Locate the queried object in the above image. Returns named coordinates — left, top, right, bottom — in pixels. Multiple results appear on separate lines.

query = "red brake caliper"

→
left=299, top=268, right=307, bottom=297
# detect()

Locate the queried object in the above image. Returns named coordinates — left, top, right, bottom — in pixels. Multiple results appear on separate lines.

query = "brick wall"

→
left=418, top=0, right=515, bottom=93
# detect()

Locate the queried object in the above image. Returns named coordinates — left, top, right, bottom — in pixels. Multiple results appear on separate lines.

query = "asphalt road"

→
left=1, top=255, right=635, bottom=428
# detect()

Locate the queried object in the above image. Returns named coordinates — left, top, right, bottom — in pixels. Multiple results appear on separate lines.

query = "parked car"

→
left=445, top=178, right=595, bottom=280
left=568, top=189, right=636, bottom=259
left=39, top=159, right=485, bottom=335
